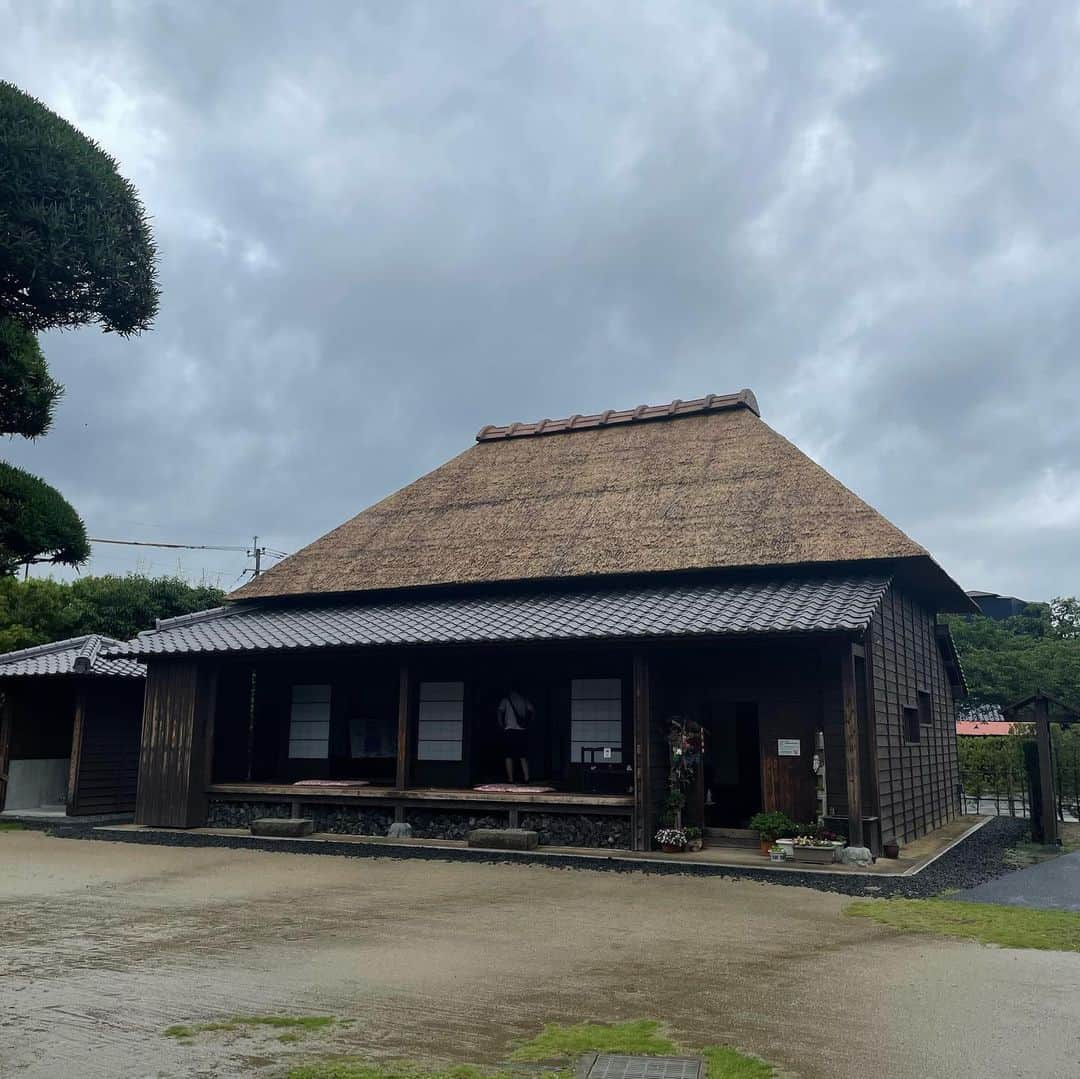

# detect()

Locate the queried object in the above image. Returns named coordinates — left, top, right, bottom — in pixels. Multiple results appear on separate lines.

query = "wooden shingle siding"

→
left=135, top=660, right=217, bottom=828
left=869, top=586, right=959, bottom=844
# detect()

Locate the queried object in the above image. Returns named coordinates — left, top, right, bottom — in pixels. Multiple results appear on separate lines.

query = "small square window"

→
left=917, top=689, right=933, bottom=726
left=903, top=705, right=921, bottom=744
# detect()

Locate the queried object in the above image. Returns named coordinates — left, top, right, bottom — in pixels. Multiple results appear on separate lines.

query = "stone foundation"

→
left=520, top=812, right=632, bottom=849
left=406, top=809, right=504, bottom=840
left=306, top=805, right=393, bottom=836
left=207, top=801, right=293, bottom=828
left=204, top=800, right=631, bottom=849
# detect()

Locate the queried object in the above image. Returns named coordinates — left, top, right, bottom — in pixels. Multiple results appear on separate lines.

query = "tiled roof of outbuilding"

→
left=109, top=573, right=891, bottom=657
left=0, top=635, right=144, bottom=679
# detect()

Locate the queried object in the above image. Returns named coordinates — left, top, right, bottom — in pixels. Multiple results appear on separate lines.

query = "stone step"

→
left=466, top=827, right=539, bottom=851
left=703, top=826, right=760, bottom=848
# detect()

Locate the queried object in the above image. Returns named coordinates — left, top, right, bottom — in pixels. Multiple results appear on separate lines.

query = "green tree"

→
left=0, top=81, right=159, bottom=572
left=945, top=600, right=1080, bottom=709
left=0, top=573, right=224, bottom=652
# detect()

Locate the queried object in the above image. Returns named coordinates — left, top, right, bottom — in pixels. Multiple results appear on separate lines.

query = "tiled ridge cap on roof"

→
left=476, top=388, right=760, bottom=442
left=0, top=633, right=102, bottom=664
left=142, top=605, right=234, bottom=636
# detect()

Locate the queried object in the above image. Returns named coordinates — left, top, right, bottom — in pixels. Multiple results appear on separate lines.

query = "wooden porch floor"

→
left=207, top=781, right=633, bottom=810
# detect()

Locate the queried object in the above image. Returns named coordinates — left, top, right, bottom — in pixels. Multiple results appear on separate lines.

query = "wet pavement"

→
left=955, top=851, right=1080, bottom=911
left=1, top=829, right=1079, bottom=1079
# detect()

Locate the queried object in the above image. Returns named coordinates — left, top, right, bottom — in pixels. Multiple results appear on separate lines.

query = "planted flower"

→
left=655, top=827, right=687, bottom=852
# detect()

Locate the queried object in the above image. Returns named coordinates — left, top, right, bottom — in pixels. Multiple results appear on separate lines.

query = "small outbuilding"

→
left=0, top=635, right=145, bottom=818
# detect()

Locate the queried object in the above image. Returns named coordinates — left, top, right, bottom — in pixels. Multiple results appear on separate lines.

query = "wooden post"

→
left=840, top=645, right=863, bottom=848
left=66, top=684, right=88, bottom=816
left=0, top=688, right=12, bottom=812
left=396, top=662, right=411, bottom=791
left=1034, top=694, right=1059, bottom=845
left=632, top=651, right=651, bottom=852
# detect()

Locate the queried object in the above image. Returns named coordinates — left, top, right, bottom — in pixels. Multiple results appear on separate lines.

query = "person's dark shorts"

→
left=502, top=727, right=527, bottom=755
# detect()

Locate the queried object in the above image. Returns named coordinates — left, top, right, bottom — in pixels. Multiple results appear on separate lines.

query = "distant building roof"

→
left=231, top=388, right=969, bottom=610
left=108, top=573, right=892, bottom=658
left=0, top=635, right=144, bottom=679
left=956, top=720, right=1017, bottom=736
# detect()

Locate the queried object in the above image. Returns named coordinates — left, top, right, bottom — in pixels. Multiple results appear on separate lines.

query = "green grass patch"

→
left=699, top=1047, right=773, bottom=1079
left=847, top=898, right=1080, bottom=952
left=285, top=1021, right=773, bottom=1079
left=511, top=1020, right=676, bottom=1061
left=0, top=821, right=24, bottom=831
left=164, top=1015, right=336, bottom=1038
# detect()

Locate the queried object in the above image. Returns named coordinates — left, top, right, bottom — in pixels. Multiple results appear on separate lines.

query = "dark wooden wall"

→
left=69, top=680, right=144, bottom=816
left=135, top=661, right=217, bottom=828
left=650, top=640, right=832, bottom=828
left=868, top=585, right=959, bottom=843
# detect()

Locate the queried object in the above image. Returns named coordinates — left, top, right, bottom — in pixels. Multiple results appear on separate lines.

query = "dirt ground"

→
left=1, top=831, right=1079, bottom=1079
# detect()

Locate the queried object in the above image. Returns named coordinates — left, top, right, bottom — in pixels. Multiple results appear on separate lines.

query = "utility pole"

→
left=249, top=536, right=265, bottom=577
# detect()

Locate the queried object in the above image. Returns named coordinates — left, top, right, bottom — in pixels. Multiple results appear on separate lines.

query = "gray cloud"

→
left=1, top=0, right=1077, bottom=599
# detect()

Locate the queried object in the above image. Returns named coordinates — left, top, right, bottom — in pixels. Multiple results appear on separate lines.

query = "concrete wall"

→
left=4, top=758, right=68, bottom=810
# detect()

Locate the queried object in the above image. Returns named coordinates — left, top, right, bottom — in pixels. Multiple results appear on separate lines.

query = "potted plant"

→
left=655, top=827, right=687, bottom=853
left=790, top=832, right=844, bottom=864
left=684, top=826, right=703, bottom=853
left=768, top=844, right=786, bottom=863
left=748, top=810, right=796, bottom=855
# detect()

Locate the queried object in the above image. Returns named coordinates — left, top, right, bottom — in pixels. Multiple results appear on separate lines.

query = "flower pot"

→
left=661, top=842, right=685, bottom=853
left=759, top=838, right=774, bottom=855
left=685, top=838, right=703, bottom=853
left=884, top=840, right=900, bottom=859
left=769, top=849, right=786, bottom=863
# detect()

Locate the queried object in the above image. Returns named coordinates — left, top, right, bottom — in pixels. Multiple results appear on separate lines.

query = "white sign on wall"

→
left=778, top=738, right=801, bottom=757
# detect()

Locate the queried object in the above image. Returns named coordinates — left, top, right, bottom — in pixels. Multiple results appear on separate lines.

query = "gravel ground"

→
left=25, top=813, right=1030, bottom=898
left=3, top=825, right=1079, bottom=1079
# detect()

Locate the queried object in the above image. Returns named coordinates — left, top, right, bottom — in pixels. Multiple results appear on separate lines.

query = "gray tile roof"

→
left=107, top=574, right=891, bottom=658
left=0, top=635, right=144, bottom=679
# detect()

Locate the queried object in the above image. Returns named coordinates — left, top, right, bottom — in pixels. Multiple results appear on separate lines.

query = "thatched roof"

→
left=233, top=389, right=965, bottom=608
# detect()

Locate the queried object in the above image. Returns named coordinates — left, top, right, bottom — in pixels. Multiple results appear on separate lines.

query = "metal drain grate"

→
left=585, top=1055, right=703, bottom=1079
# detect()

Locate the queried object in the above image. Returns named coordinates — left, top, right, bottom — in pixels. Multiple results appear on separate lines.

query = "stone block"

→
left=466, top=828, right=539, bottom=851
left=387, top=821, right=413, bottom=839
left=250, top=817, right=314, bottom=838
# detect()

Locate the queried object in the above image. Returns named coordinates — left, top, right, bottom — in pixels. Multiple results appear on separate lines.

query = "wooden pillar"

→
left=0, top=688, right=12, bottom=812
left=1034, top=695, right=1059, bottom=845
left=632, top=650, right=651, bottom=852
left=840, top=644, right=862, bottom=848
left=395, top=662, right=411, bottom=791
left=135, top=660, right=218, bottom=828
left=66, top=684, right=88, bottom=816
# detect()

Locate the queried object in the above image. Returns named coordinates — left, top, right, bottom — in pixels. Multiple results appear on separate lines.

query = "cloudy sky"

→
left=3, top=1, right=1078, bottom=599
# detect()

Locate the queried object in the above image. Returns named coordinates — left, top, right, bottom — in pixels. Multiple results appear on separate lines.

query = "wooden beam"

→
left=840, top=644, right=863, bottom=848
left=1034, top=694, right=1059, bottom=845
left=396, top=662, right=411, bottom=791
left=66, top=684, right=87, bottom=816
left=632, top=650, right=651, bottom=852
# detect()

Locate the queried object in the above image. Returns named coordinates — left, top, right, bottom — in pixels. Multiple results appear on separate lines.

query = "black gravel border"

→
left=27, top=814, right=1030, bottom=898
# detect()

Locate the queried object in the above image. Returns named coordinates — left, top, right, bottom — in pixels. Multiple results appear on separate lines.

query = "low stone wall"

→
left=307, top=805, right=393, bottom=836
left=206, top=800, right=293, bottom=828
left=520, top=812, right=632, bottom=849
left=204, top=799, right=632, bottom=849
left=407, top=809, right=505, bottom=840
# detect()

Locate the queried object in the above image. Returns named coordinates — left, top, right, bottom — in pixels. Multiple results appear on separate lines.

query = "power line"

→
left=86, top=535, right=288, bottom=581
